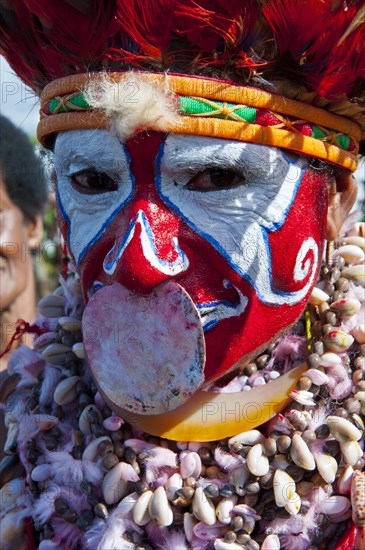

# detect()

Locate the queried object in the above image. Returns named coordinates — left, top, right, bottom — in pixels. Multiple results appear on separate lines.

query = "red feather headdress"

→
left=0, top=0, right=364, bottom=154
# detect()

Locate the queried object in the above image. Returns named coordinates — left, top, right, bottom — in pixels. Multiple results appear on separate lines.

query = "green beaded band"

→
left=179, top=96, right=353, bottom=152
left=44, top=92, right=355, bottom=153
left=48, top=92, right=90, bottom=114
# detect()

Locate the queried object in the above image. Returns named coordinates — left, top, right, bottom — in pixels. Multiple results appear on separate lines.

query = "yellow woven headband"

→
left=39, top=73, right=361, bottom=172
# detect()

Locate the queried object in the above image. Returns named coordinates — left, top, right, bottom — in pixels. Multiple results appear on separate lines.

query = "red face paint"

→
left=55, top=130, right=328, bottom=407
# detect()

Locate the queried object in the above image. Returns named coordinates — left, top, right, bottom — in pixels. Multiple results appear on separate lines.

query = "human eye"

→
left=70, top=169, right=118, bottom=195
left=186, top=168, right=245, bottom=191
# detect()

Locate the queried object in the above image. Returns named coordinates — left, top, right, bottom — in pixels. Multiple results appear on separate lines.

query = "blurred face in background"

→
left=0, top=177, right=42, bottom=364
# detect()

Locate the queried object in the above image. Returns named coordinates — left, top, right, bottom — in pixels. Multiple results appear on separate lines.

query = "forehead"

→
left=54, top=129, right=299, bottom=171
left=0, top=178, right=19, bottom=212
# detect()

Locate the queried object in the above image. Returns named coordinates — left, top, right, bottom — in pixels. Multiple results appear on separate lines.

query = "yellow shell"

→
left=105, top=364, right=306, bottom=441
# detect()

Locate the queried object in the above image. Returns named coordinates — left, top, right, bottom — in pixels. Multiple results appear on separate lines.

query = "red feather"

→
left=262, top=0, right=330, bottom=58
left=115, top=0, right=176, bottom=60
left=0, top=1, right=117, bottom=92
left=173, top=0, right=258, bottom=52
left=312, top=5, right=365, bottom=97
left=263, top=0, right=365, bottom=99
left=335, top=521, right=365, bottom=550
left=0, top=0, right=364, bottom=103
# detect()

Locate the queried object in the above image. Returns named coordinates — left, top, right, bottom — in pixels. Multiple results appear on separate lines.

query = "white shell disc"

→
left=83, top=281, right=205, bottom=414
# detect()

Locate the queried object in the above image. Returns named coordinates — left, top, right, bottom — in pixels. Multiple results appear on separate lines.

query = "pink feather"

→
left=214, top=446, right=242, bottom=473
left=143, top=446, right=178, bottom=485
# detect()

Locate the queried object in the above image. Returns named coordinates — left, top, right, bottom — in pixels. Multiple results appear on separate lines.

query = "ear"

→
left=26, top=213, right=43, bottom=250
left=326, top=169, right=358, bottom=241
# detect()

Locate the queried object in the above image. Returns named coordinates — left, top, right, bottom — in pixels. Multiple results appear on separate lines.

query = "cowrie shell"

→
left=309, top=287, right=330, bottom=305
left=314, top=453, right=338, bottom=484
left=351, top=470, right=365, bottom=526
left=183, top=512, right=194, bottom=542
left=322, top=495, right=351, bottom=516
left=337, top=465, right=354, bottom=495
left=337, top=245, right=365, bottom=263
left=42, top=343, right=71, bottom=365
left=290, top=434, right=315, bottom=471
left=327, top=416, right=362, bottom=442
left=79, top=405, right=102, bottom=435
left=72, top=342, right=85, bottom=359
left=341, top=236, right=365, bottom=250
left=322, top=330, right=354, bottom=352
left=214, top=540, right=242, bottom=550
left=216, top=495, right=237, bottom=524
left=305, top=369, right=329, bottom=385
left=273, top=469, right=296, bottom=508
left=341, top=264, right=365, bottom=285
left=346, top=222, right=365, bottom=238
left=31, top=464, right=52, bottom=482
left=54, top=376, right=79, bottom=405
left=261, top=534, right=280, bottom=550
left=330, top=298, right=361, bottom=318
left=33, top=414, right=59, bottom=430
left=148, top=486, right=173, bottom=527
left=133, top=490, right=153, bottom=526
left=58, top=316, right=82, bottom=332
left=246, top=444, right=269, bottom=477
left=0, top=507, right=25, bottom=546
left=33, top=331, right=57, bottom=350
left=284, top=493, right=301, bottom=515
left=192, top=487, right=216, bottom=526
left=352, top=324, right=365, bottom=344
left=340, top=440, right=363, bottom=466
left=180, top=451, right=201, bottom=479
left=319, top=353, right=342, bottom=367
left=82, top=436, right=112, bottom=461
left=193, top=522, right=227, bottom=541
left=102, top=462, right=139, bottom=505
left=228, top=430, right=265, bottom=447
left=165, top=473, right=183, bottom=500
left=38, top=294, right=66, bottom=317
left=230, top=465, right=250, bottom=493
left=103, top=416, right=124, bottom=432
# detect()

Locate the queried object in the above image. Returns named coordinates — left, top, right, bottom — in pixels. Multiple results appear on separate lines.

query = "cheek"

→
left=268, top=170, right=328, bottom=293
left=0, top=212, right=24, bottom=251
left=202, top=170, right=328, bottom=381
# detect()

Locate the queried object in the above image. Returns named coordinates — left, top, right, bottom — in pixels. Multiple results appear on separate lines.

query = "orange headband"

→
left=39, top=73, right=361, bottom=172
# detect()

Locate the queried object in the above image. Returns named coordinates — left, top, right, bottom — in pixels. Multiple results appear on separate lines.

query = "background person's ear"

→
left=326, top=169, right=358, bottom=241
left=26, top=213, right=43, bottom=250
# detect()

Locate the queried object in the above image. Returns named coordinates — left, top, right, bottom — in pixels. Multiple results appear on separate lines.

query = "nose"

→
left=102, top=132, right=190, bottom=294
left=103, top=209, right=189, bottom=293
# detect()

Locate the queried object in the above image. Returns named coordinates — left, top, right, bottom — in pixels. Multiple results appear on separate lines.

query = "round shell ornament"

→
left=83, top=281, right=205, bottom=414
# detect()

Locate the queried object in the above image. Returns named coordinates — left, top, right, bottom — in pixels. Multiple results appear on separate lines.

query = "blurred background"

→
left=1, top=56, right=63, bottom=300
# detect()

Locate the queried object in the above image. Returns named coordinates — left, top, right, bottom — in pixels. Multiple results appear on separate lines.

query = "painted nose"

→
left=103, top=209, right=189, bottom=294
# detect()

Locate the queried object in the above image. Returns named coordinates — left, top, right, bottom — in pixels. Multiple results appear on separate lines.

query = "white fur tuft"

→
left=84, top=73, right=180, bottom=141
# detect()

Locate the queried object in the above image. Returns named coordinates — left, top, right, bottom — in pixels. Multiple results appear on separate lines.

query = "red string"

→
left=0, top=319, right=44, bottom=360
left=61, top=241, right=70, bottom=279
left=24, top=516, right=38, bottom=550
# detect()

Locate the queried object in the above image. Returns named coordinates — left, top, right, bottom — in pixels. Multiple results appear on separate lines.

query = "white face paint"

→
left=103, top=210, right=189, bottom=276
left=158, top=134, right=317, bottom=305
left=55, top=131, right=317, bottom=310
left=55, top=128, right=326, bottom=386
left=55, top=130, right=133, bottom=265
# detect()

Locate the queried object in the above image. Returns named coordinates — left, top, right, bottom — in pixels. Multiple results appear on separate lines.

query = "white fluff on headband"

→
left=84, top=73, right=180, bottom=141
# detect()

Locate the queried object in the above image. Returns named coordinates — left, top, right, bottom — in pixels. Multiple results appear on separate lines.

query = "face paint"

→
left=55, top=129, right=328, bottom=411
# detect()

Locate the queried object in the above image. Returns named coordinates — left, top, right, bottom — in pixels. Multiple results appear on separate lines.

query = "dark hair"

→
left=0, top=114, right=47, bottom=221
